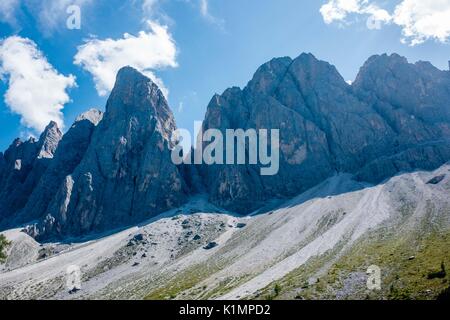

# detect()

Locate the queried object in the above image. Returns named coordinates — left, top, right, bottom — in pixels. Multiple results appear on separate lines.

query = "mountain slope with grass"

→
left=1, top=165, right=449, bottom=300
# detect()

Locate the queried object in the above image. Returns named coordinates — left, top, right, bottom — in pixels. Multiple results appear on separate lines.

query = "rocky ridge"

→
left=0, top=53, right=449, bottom=239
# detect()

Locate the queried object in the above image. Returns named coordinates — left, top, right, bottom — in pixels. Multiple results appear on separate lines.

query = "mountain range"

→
left=1, top=52, right=449, bottom=240
left=0, top=53, right=450, bottom=300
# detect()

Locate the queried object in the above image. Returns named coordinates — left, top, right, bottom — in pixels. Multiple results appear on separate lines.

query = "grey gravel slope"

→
left=1, top=165, right=449, bottom=300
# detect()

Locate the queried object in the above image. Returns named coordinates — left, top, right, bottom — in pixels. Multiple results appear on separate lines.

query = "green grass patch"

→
left=254, top=227, right=450, bottom=300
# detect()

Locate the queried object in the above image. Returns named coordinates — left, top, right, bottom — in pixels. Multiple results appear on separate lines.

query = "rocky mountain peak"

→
left=24, top=67, right=187, bottom=239
left=246, top=56, right=292, bottom=95
left=116, top=65, right=150, bottom=82
left=107, top=66, right=161, bottom=113
left=75, top=108, right=103, bottom=126
left=0, top=121, right=63, bottom=223
left=247, top=53, right=347, bottom=98
left=288, top=53, right=347, bottom=89
left=104, top=66, right=175, bottom=144
left=12, top=138, right=22, bottom=147
left=353, top=53, right=450, bottom=126
left=11, top=111, right=103, bottom=226
left=37, top=121, right=62, bottom=159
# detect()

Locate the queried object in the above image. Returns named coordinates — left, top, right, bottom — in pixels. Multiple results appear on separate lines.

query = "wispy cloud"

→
left=33, top=0, right=92, bottom=35
left=138, top=0, right=175, bottom=27
left=0, top=0, right=19, bottom=27
left=320, top=0, right=450, bottom=45
left=138, top=0, right=163, bottom=19
left=0, top=0, right=92, bottom=35
left=177, top=102, right=184, bottom=113
left=199, top=0, right=225, bottom=30
left=74, top=21, right=177, bottom=98
left=142, top=0, right=159, bottom=12
left=0, top=36, right=76, bottom=132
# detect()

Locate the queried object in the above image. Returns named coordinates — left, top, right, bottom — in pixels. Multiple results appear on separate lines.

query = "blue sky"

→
left=0, top=0, right=449, bottom=151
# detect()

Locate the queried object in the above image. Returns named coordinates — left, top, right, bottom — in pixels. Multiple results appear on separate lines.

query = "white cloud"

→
left=320, top=0, right=362, bottom=24
left=74, top=21, right=177, bottom=98
left=320, top=0, right=450, bottom=45
left=0, top=36, right=76, bottom=132
left=320, top=0, right=391, bottom=29
left=394, top=0, right=450, bottom=45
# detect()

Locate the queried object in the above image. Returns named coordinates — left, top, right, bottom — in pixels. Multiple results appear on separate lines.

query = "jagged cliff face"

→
left=0, top=122, right=62, bottom=222
left=199, top=55, right=337, bottom=212
left=30, top=67, right=188, bottom=239
left=10, top=110, right=103, bottom=227
left=354, top=54, right=450, bottom=131
left=200, top=53, right=450, bottom=212
left=1, top=54, right=449, bottom=239
left=353, top=54, right=450, bottom=183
